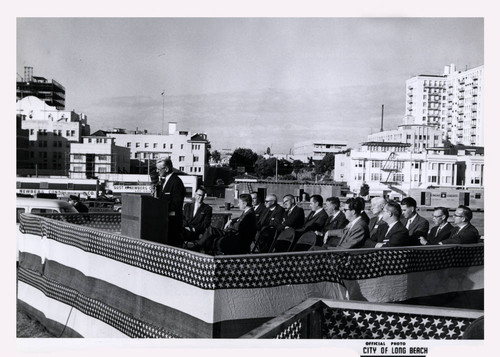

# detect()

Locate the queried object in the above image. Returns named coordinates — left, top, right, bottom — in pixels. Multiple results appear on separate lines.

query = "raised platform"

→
left=17, top=212, right=484, bottom=338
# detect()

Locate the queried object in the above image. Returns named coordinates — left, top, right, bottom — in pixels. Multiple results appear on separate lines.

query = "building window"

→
left=71, top=130, right=75, bottom=137
left=193, top=156, right=199, bottom=162
left=170, top=144, right=173, bottom=149
left=66, top=130, right=70, bottom=136
left=74, top=154, right=82, bottom=160
left=179, top=156, right=185, bottom=162
left=98, top=167, right=107, bottom=173
left=135, top=153, right=139, bottom=158
left=179, top=166, right=184, bottom=172
left=136, top=143, right=140, bottom=148
left=180, top=144, right=184, bottom=150
left=98, top=155, right=107, bottom=161
left=127, top=142, right=131, bottom=148
left=30, top=129, right=34, bottom=135
left=153, top=143, right=157, bottom=148
left=145, top=143, right=149, bottom=148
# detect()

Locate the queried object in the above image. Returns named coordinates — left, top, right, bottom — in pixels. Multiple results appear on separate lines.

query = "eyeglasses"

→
left=342, top=208, right=352, bottom=212
left=454, top=214, right=464, bottom=218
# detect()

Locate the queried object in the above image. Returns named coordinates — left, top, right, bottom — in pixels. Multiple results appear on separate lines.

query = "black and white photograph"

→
left=8, top=1, right=497, bottom=356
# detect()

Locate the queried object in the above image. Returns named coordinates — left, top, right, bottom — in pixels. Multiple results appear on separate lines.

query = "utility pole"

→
left=275, top=157, right=278, bottom=182
left=380, top=104, right=384, bottom=132
left=161, top=91, right=165, bottom=135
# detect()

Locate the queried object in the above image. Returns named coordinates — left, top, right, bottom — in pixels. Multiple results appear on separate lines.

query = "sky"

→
left=16, top=17, right=484, bottom=154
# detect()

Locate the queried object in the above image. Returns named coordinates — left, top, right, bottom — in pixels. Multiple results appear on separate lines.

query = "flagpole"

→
left=161, top=91, right=165, bottom=135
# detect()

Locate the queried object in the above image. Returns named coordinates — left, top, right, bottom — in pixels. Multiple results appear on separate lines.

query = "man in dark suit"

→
left=440, top=205, right=481, bottom=245
left=311, top=197, right=369, bottom=250
left=182, top=187, right=213, bottom=242
left=252, top=194, right=285, bottom=253
left=305, top=196, right=348, bottom=249
left=375, top=200, right=415, bottom=247
left=189, top=194, right=257, bottom=255
left=283, top=195, right=328, bottom=251
left=277, top=194, right=305, bottom=231
left=155, top=157, right=186, bottom=247
left=364, top=197, right=388, bottom=248
left=419, top=207, right=453, bottom=245
left=251, top=192, right=268, bottom=231
left=400, top=197, right=429, bottom=242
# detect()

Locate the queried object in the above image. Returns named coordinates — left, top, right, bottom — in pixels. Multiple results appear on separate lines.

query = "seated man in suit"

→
left=187, top=194, right=256, bottom=255
left=251, top=192, right=268, bottom=231
left=277, top=194, right=305, bottom=231
left=440, top=205, right=480, bottom=245
left=363, top=197, right=388, bottom=248
left=304, top=196, right=349, bottom=249
left=419, top=207, right=453, bottom=245
left=274, top=195, right=327, bottom=252
left=311, top=197, right=369, bottom=250
left=252, top=194, right=285, bottom=253
left=182, top=187, right=213, bottom=243
left=400, top=197, right=429, bottom=242
left=375, top=200, right=415, bottom=247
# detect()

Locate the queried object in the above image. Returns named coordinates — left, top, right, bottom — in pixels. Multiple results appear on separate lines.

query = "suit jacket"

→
left=360, top=211, right=370, bottom=225
left=323, top=211, right=349, bottom=232
left=183, top=202, right=213, bottom=235
left=280, top=205, right=305, bottom=230
left=364, top=216, right=389, bottom=248
left=326, top=217, right=369, bottom=249
left=441, top=223, right=480, bottom=245
left=301, top=208, right=329, bottom=232
left=253, top=203, right=268, bottom=230
left=158, top=173, right=186, bottom=214
left=224, top=207, right=257, bottom=254
left=425, top=222, right=453, bottom=245
left=378, top=221, right=417, bottom=247
left=401, top=213, right=429, bottom=240
left=260, top=205, right=286, bottom=230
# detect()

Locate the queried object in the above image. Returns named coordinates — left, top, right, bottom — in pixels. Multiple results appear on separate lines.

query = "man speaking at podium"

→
left=153, top=157, right=186, bottom=247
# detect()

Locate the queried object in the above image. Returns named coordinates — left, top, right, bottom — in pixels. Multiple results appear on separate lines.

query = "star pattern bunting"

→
left=321, top=307, right=475, bottom=339
left=19, top=214, right=484, bottom=290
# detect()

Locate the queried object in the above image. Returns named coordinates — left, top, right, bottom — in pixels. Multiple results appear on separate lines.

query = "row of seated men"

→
left=181, top=188, right=481, bottom=255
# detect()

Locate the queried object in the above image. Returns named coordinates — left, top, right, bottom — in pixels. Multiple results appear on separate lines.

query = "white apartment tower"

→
left=404, top=64, right=483, bottom=146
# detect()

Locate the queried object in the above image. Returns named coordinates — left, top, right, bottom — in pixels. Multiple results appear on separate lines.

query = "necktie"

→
left=406, top=218, right=412, bottom=229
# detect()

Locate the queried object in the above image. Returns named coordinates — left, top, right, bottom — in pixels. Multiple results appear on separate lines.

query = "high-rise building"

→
left=404, top=64, right=483, bottom=146
left=17, top=66, right=66, bottom=110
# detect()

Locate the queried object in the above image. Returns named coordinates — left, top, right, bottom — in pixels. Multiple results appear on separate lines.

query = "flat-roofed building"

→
left=405, top=64, right=483, bottom=146
left=69, top=136, right=130, bottom=180
left=334, top=141, right=483, bottom=199
left=292, top=140, right=347, bottom=162
left=16, top=96, right=90, bottom=176
left=105, top=122, right=210, bottom=181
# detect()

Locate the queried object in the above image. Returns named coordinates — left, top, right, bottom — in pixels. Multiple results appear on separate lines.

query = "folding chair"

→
left=269, top=228, right=296, bottom=253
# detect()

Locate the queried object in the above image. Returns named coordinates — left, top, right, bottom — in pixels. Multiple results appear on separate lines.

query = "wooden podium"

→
left=121, top=193, right=170, bottom=244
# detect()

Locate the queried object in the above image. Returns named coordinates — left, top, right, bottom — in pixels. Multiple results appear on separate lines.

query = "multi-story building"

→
left=69, top=136, right=130, bottom=180
left=16, top=114, right=30, bottom=174
left=17, top=66, right=66, bottom=110
left=367, top=123, right=444, bottom=153
left=105, top=122, right=210, bottom=181
left=334, top=142, right=483, bottom=198
left=292, top=140, right=347, bottom=162
left=405, top=64, right=483, bottom=146
left=16, top=96, right=90, bottom=176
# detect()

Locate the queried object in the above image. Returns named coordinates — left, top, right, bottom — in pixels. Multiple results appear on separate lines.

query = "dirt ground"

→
left=16, top=308, right=54, bottom=338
